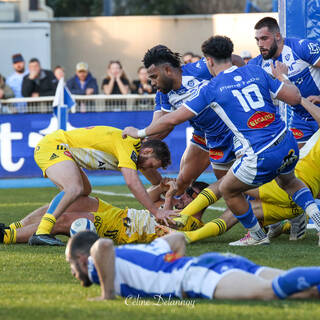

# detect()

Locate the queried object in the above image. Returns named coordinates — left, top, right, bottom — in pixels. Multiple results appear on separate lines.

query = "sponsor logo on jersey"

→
left=247, top=111, right=275, bottom=129
left=130, top=151, right=138, bottom=164
left=308, top=42, right=320, bottom=54
left=234, top=76, right=242, bottom=82
left=277, top=149, right=298, bottom=173
left=64, top=151, right=73, bottom=158
left=98, top=161, right=105, bottom=169
left=209, top=148, right=224, bottom=160
left=290, top=128, right=304, bottom=139
left=49, top=153, right=59, bottom=160
left=192, top=134, right=206, bottom=146
left=164, top=252, right=182, bottom=262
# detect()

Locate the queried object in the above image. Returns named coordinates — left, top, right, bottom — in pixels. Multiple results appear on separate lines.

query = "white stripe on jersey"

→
left=309, top=66, right=320, bottom=91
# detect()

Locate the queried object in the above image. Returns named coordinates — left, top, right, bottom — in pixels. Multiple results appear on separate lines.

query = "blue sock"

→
left=234, top=202, right=258, bottom=229
left=272, top=267, right=320, bottom=299
left=47, top=191, right=65, bottom=214
left=292, top=188, right=315, bottom=211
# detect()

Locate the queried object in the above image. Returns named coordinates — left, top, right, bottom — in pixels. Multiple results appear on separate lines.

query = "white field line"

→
left=92, top=189, right=226, bottom=212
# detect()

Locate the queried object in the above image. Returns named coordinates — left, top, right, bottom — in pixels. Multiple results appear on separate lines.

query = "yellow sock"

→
left=184, top=218, right=227, bottom=243
left=179, top=215, right=204, bottom=231
left=36, top=213, right=56, bottom=235
left=9, top=221, right=23, bottom=229
left=179, top=188, right=218, bottom=217
left=3, top=228, right=17, bottom=244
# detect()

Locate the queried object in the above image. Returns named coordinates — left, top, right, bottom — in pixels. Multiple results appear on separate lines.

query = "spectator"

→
left=191, top=54, right=201, bottom=63
left=0, top=74, right=14, bottom=99
left=53, top=65, right=65, bottom=81
left=66, top=62, right=98, bottom=95
left=182, top=52, right=194, bottom=64
left=131, top=66, right=156, bottom=95
left=22, top=58, right=57, bottom=97
left=102, top=60, right=130, bottom=95
left=240, top=50, right=252, bottom=64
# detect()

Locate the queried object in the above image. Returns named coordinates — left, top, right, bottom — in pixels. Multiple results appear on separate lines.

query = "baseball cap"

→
left=240, top=50, right=252, bottom=59
left=12, top=53, right=24, bottom=64
left=76, top=62, right=88, bottom=72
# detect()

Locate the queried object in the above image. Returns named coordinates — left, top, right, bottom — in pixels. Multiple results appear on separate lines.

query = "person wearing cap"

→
left=22, top=58, right=57, bottom=97
left=240, top=50, right=252, bottom=64
left=66, top=62, right=98, bottom=95
left=6, top=54, right=28, bottom=111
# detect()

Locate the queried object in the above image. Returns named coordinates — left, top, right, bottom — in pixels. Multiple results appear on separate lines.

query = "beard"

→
left=261, top=40, right=278, bottom=60
left=158, top=77, right=174, bottom=94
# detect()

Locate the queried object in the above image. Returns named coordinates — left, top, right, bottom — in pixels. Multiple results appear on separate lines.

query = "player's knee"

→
left=64, top=184, right=85, bottom=199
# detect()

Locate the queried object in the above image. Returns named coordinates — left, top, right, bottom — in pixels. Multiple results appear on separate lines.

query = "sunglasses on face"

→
left=185, top=187, right=199, bottom=199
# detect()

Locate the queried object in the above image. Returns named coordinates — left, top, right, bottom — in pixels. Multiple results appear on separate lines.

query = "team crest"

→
left=290, top=128, right=304, bottom=139
left=130, top=150, right=138, bottom=164
left=285, top=54, right=290, bottom=61
left=247, top=111, right=275, bottom=129
left=187, top=80, right=195, bottom=87
left=234, top=76, right=242, bottom=82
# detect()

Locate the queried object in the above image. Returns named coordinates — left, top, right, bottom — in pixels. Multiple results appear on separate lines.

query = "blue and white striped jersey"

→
left=88, top=238, right=193, bottom=298
left=184, top=65, right=285, bottom=155
left=249, top=38, right=320, bottom=120
left=154, top=58, right=233, bottom=143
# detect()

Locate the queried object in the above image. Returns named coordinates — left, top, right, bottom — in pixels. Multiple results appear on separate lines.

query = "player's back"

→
left=208, top=64, right=285, bottom=154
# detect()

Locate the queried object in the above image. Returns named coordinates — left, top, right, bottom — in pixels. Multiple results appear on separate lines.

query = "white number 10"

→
left=232, top=84, right=265, bottom=112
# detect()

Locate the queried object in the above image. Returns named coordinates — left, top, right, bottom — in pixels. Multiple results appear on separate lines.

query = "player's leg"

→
left=176, top=143, right=210, bottom=195
left=29, top=160, right=91, bottom=246
left=219, top=169, right=268, bottom=244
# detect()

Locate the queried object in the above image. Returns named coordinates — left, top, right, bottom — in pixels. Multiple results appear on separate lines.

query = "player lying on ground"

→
left=66, top=231, right=320, bottom=301
left=178, top=97, right=320, bottom=245
left=0, top=180, right=208, bottom=245
left=28, top=125, right=177, bottom=246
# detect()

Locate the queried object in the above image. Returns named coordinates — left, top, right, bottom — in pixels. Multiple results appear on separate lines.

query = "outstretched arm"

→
left=161, top=233, right=186, bottom=256
left=301, top=97, right=320, bottom=125
left=90, top=239, right=115, bottom=300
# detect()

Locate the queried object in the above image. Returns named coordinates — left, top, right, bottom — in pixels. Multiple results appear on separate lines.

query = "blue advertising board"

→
left=0, top=111, right=193, bottom=178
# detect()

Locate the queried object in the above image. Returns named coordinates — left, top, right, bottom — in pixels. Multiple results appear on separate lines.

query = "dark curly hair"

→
left=201, top=36, right=233, bottom=62
left=140, top=139, right=171, bottom=169
left=143, top=45, right=181, bottom=69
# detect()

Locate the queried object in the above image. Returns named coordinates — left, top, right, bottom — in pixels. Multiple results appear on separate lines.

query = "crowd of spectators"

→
left=0, top=50, right=252, bottom=107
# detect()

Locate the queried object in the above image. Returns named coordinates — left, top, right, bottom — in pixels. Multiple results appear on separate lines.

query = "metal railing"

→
left=0, top=94, right=156, bottom=114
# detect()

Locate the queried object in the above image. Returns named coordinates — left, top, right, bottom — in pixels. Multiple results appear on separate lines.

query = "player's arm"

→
left=140, top=167, right=162, bottom=186
left=90, top=239, right=115, bottom=300
left=122, top=106, right=195, bottom=139
left=307, top=95, right=320, bottom=105
left=161, top=233, right=186, bottom=256
left=271, top=61, right=301, bottom=106
left=163, top=180, right=178, bottom=210
left=148, top=110, right=173, bottom=140
left=301, top=97, right=320, bottom=125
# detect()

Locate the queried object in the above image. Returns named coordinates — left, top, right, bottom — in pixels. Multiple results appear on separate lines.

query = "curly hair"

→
left=143, top=45, right=181, bottom=69
left=140, top=139, right=171, bottom=169
left=201, top=36, right=233, bottom=62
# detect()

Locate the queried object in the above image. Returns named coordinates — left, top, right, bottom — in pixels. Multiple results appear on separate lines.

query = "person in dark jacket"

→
left=22, top=58, right=57, bottom=97
left=66, top=62, right=98, bottom=95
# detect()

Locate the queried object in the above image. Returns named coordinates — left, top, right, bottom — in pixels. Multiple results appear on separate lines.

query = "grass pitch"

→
left=0, top=185, right=319, bottom=320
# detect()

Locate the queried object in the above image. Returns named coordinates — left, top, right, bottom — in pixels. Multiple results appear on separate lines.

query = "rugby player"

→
left=66, top=231, right=320, bottom=301
left=28, top=126, right=175, bottom=246
left=249, top=17, right=320, bottom=146
left=122, top=36, right=320, bottom=245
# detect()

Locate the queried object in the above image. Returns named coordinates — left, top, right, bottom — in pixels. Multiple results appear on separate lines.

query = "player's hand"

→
left=122, top=127, right=139, bottom=139
left=271, top=61, right=289, bottom=81
left=307, top=95, right=320, bottom=104
left=165, top=180, right=178, bottom=198
left=160, top=177, right=176, bottom=192
left=154, top=209, right=180, bottom=226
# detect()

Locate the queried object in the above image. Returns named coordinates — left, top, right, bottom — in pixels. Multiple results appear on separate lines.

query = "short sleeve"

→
left=261, top=68, right=284, bottom=98
left=294, top=39, right=320, bottom=66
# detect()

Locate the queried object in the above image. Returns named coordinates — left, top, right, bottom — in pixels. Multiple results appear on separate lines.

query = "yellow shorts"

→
left=93, top=199, right=159, bottom=245
left=34, top=133, right=74, bottom=177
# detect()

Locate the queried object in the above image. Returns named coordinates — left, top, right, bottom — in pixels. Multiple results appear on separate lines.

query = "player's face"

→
left=13, top=61, right=25, bottom=73
left=147, top=64, right=174, bottom=94
left=67, top=255, right=92, bottom=287
left=174, top=186, right=199, bottom=209
left=137, top=154, right=162, bottom=170
left=255, top=27, right=279, bottom=60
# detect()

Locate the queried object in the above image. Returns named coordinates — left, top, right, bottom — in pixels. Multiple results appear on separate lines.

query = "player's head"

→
left=254, top=17, right=282, bottom=60
left=138, top=139, right=171, bottom=170
left=201, top=36, right=233, bottom=75
left=142, top=45, right=181, bottom=94
left=66, top=231, right=99, bottom=287
left=175, top=181, right=209, bottom=211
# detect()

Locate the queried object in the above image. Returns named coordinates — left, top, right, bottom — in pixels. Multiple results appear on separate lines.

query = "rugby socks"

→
left=9, top=221, right=23, bottom=229
left=3, top=228, right=17, bottom=244
left=292, top=188, right=320, bottom=231
left=179, top=215, right=204, bottom=231
left=272, top=267, right=320, bottom=299
left=179, top=188, right=218, bottom=217
left=35, top=191, right=64, bottom=235
left=184, top=218, right=227, bottom=243
left=235, top=202, right=266, bottom=240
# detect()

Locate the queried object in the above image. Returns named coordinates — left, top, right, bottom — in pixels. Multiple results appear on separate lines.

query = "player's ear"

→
left=275, top=32, right=281, bottom=41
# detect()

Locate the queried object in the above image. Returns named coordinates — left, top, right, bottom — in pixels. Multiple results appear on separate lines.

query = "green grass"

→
left=0, top=186, right=319, bottom=320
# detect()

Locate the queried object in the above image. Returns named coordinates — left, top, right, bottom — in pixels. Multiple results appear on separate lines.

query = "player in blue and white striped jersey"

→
left=249, top=17, right=320, bottom=146
left=66, top=231, right=320, bottom=301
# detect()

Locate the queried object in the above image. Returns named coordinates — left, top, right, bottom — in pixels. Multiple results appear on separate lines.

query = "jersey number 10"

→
left=232, top=84, right=265, bottom=112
